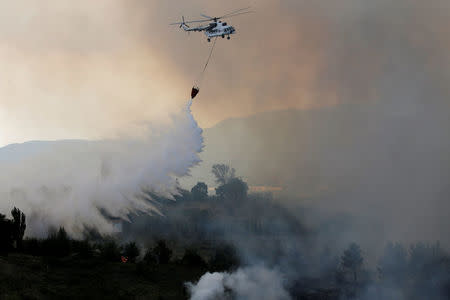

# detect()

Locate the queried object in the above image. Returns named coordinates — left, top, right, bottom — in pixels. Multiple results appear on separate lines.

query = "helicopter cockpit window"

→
left=223, top=23, right=227, bottom=26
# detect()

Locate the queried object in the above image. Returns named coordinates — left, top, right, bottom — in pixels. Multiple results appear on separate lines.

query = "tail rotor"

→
left=179, top=16, right=190, bottom=29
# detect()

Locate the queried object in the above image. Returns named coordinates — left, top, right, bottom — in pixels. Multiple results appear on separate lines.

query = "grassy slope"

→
left=0, top=254, right=205, bottom=300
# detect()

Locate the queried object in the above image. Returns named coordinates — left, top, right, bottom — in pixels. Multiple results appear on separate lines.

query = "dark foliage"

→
left=23, top=238, right=42, bottom=256
left=191, top=182, right=208, bottom=201
left=340, top=243, right=364, bottom=283
left=11, top=207, right=26, bottom=250
left=99, top=239, right=121, bottom=262
left=378, top=242, right=407, bottom=284
left=42, top=227, right=71, bottom=257
left=123, top=242, right=140, bottom=263
left=209, top=244, right=240, bottom=272
left=143, top=248, right=157, bottom=264
left=152, top=240, right=172, bottom=264
left=180, top=248, right=207, bottom=268
left=215, top=177, right=248, bottom=202
left=72, top=239, right=93, bottom=258
left=212, top=164, right=236, bottom=185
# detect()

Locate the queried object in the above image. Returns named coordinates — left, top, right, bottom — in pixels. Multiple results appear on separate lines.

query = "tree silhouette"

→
left=212, top=164, right=236, bottom=185
left=378, top=242, right=407, bottom=284
left=152, top=240, right=172, bottom=264
left=123, top=242, right=140, bottom=263
left=100, top=239, right=121, bottom=262
left=215, top=177, right=248, bottom=202
left=341, top=243, right=364, bottom=283
left=191, top=182, right=208, bottom=201
left=42, top=227, right=71, bottom=257
left=11, top=207, right=26, bottom=250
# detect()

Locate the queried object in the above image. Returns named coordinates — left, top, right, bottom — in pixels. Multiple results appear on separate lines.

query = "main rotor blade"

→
left=219, top=6, right=251, bottom=18
left=184, top=19, right=210, bottom=24
left=220, top=11, right=254, bottom=19
left=201, top=14, right=213, bottom=19
left=170, top=19, right=210, bottom=25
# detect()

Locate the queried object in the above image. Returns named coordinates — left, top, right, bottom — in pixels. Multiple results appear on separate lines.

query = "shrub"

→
left=181, top=248, right=207, bottom=268
left=152, top=240, right=172, bottom=264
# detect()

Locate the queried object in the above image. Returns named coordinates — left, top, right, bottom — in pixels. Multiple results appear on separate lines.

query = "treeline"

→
left=125, top=164, right=304, bottom=248
left=2, top=222, right=239, bottom=274
left=290, top=241, right=450, bottom=299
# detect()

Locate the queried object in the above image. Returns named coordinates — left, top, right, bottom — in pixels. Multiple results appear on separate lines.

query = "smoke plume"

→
left=0, top=100, right=203, bottom=237
left=186, top=266, right=291, bottom=300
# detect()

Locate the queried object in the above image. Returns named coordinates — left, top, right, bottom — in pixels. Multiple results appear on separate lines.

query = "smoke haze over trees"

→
left=1, top=165, right=450, bottom=299
left=0, top=0, right=448, bottom=298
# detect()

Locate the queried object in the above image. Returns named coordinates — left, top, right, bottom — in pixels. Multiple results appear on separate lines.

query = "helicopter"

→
left=170, top=7, right=252, bottom=42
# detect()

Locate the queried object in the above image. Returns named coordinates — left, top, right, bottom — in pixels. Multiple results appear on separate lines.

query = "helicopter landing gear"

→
left=207, top=38, right=211, bottom=42
left=222, top=34, right=225, bottom=38
left=227, top=35, right=230, bottom=40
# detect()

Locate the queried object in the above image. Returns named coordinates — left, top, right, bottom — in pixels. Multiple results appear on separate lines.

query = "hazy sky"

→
left=0, top=0, right=449, bottom=146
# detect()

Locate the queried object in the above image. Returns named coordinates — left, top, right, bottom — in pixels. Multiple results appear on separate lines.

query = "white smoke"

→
left=0, top=100, right=203, bottom=237
left=186, top=266, right=291, bottom=300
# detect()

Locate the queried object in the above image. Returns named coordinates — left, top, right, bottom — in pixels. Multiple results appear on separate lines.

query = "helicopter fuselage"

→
left=205, top=21, right=236, bottom=39
left=180, top=21, right=236, bottom=41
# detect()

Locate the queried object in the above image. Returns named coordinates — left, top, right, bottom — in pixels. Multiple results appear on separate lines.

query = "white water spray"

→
left=0, top=100, right=202, bottom=237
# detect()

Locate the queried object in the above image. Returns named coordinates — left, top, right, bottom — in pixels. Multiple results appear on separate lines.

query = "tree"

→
left=181, top=248, right=207, bottom=268
left=378, top=242, right=407, bottom=283
left=42, top=227, right=71, bottom=257
left=100, top=239, right=121, bottom=262
left=11, top=207, right=26, bottom=250
left=191, top=182, right=208, bottom=201
left=152, top=240, right=172, bottom=264
left=143, top=248, right=157, bottom=264
left=123, top=242, right=140, bottom=263
left=215, top=178, right=248, bottom=202
left=340, top=243, right=364, bottom=283
left=212, top=164, right=236, bottom=185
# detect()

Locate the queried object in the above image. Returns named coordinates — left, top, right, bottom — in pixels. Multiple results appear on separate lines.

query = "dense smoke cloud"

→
left=1, top=0, right=448, bottom=135
left=127, top=0, right=450, bottom=125
left=0, top=101, right=203, bottom=237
